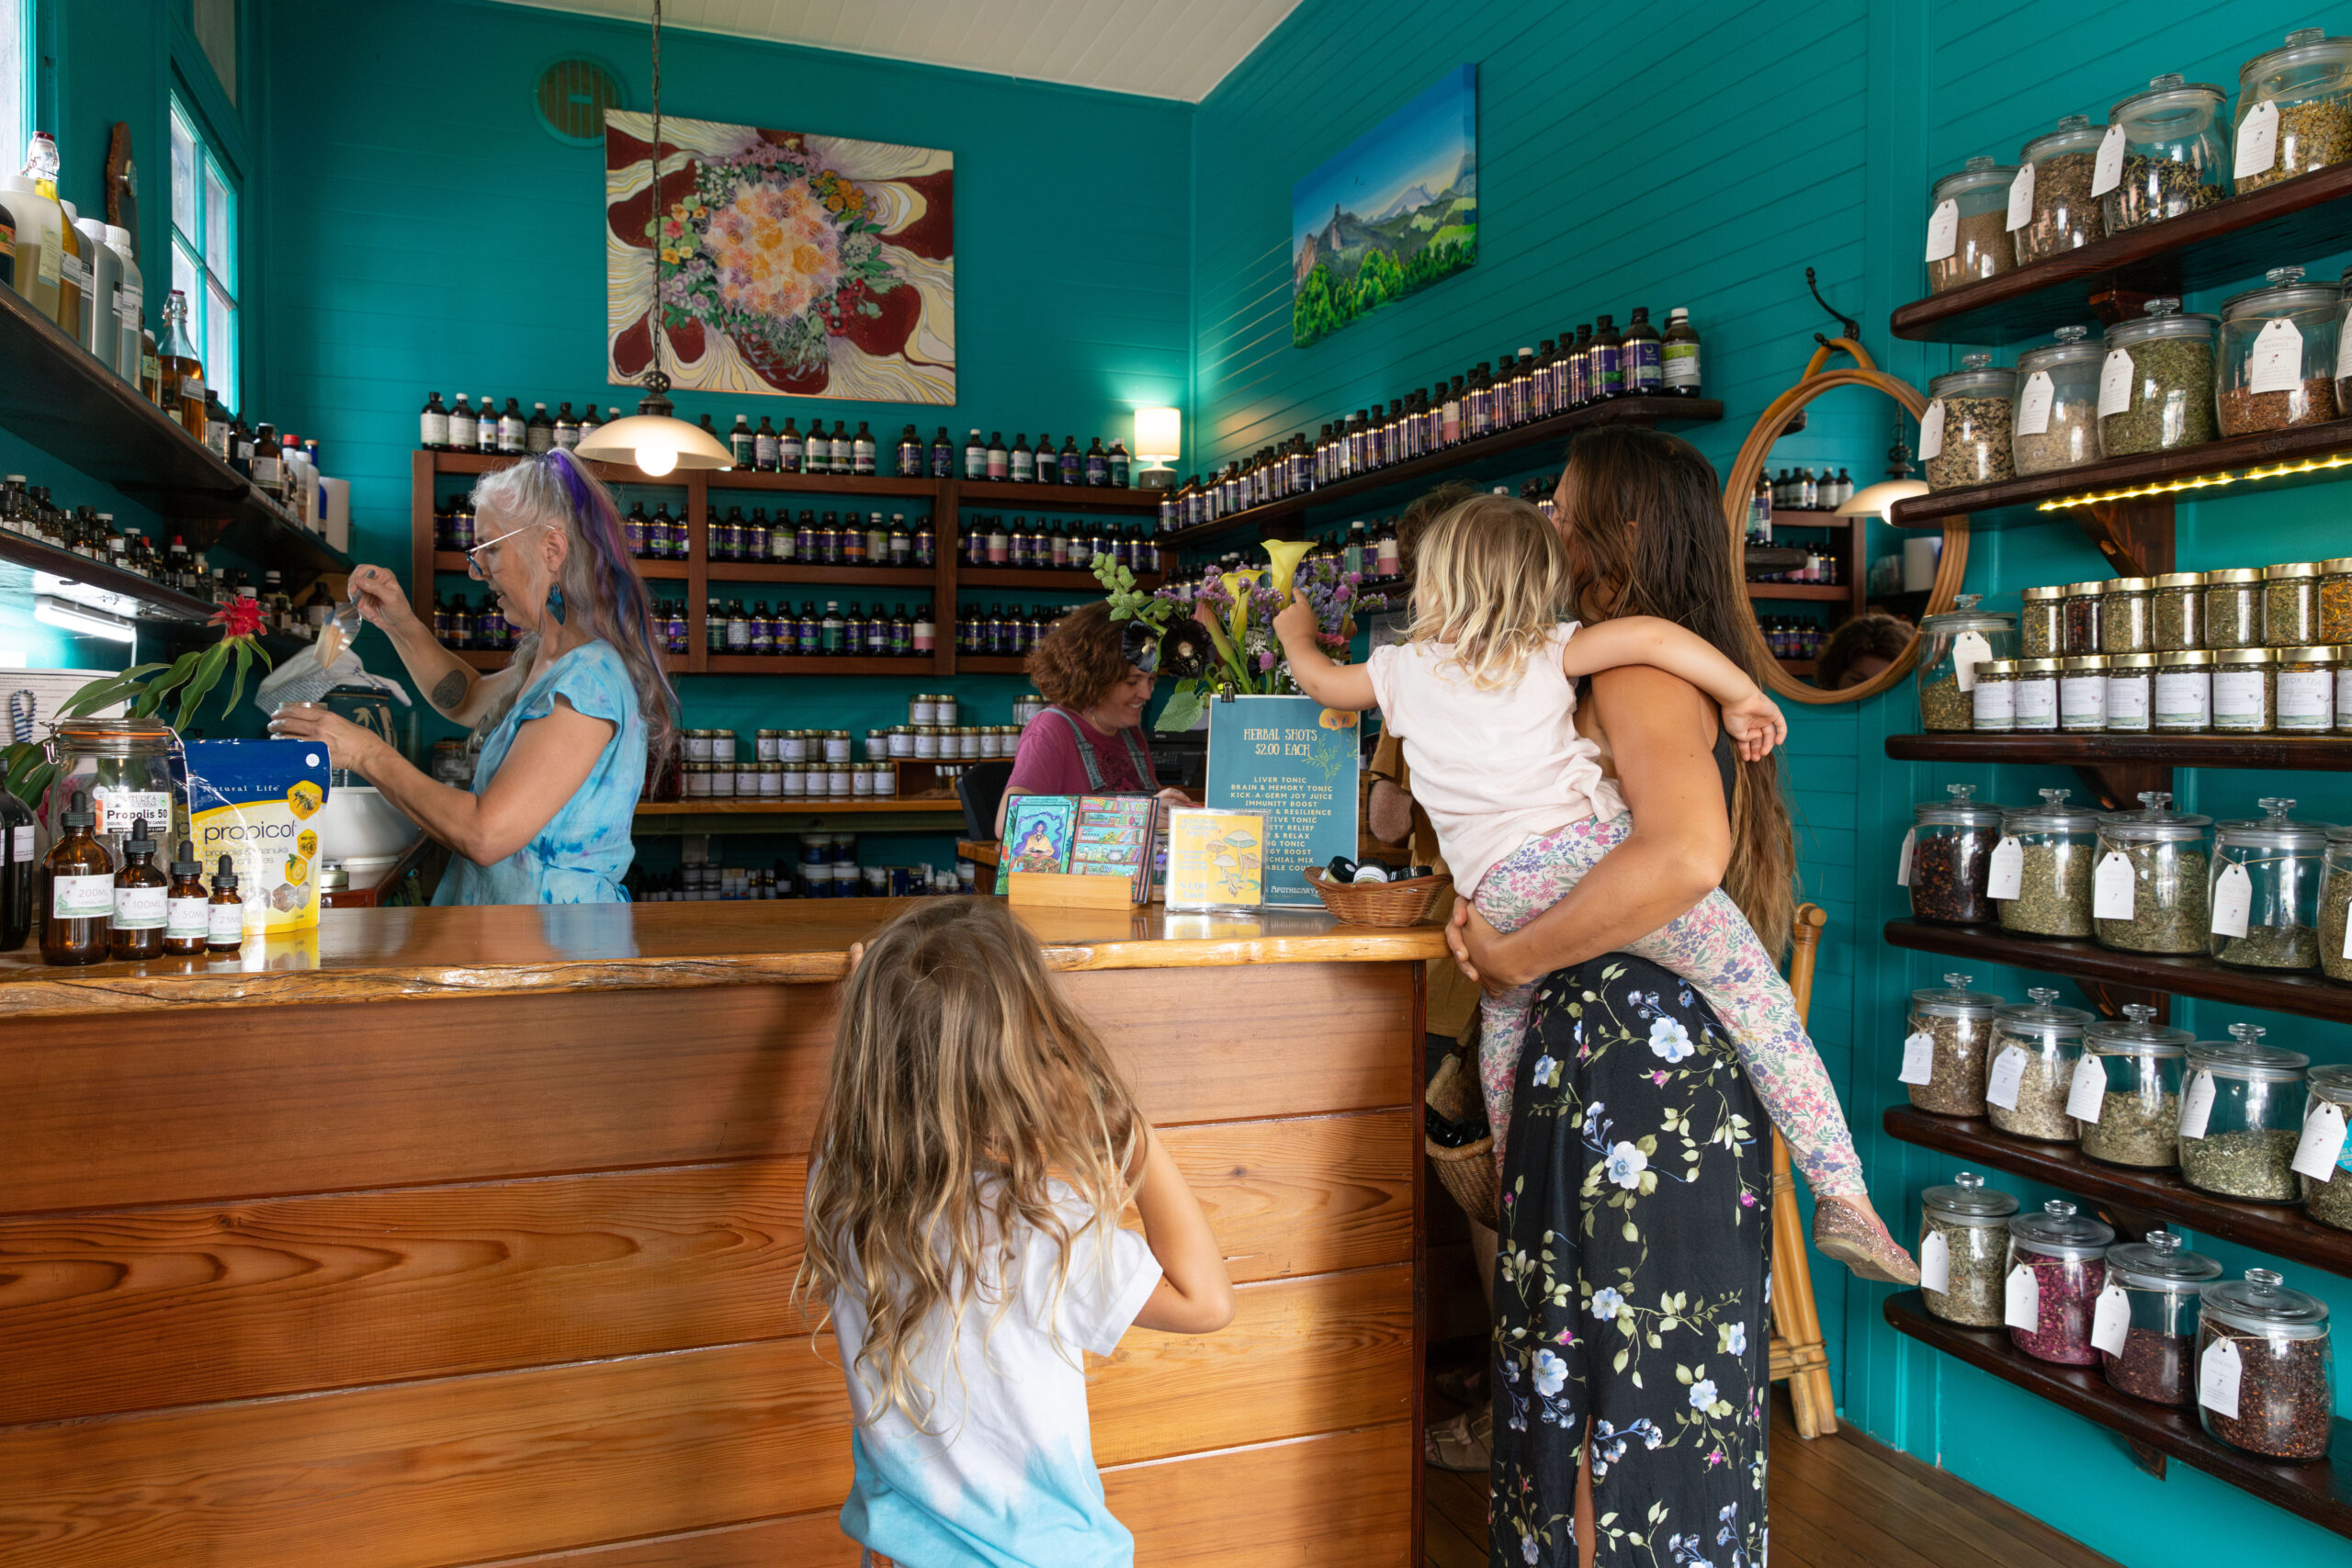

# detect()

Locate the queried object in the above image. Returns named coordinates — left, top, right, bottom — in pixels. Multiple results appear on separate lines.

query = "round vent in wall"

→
left=536, top=57, right=625, bottom=146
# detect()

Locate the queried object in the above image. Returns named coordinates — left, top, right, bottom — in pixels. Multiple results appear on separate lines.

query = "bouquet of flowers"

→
left=1094, top=538, right=1382, bottom=732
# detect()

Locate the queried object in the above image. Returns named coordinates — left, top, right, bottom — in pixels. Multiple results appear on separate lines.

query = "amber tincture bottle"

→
left=40, top=789, right=115, bottom=966
left=206, top=853, right=245, bottom=954
left=109, top=817, right=169, bottom=962
left=164, top=839, right=209, bottom=957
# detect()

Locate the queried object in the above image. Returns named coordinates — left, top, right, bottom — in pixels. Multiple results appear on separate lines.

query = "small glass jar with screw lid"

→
left=2278, top=646, right=2339, bottom=732
left=2014, top=657, right=2062, bottom=731
left=2060, top=655, right=2108, bottom=731
left=1972, top=660, right=2019, bottom=731
left=2204, top=569, right=2264, bottom=648
left=2151, top=570, right=2206, bottom=650
left=2263, top=560, right=2323, bottom=645
left=2213, top=647, right=2278, bottom=732
left=2099, top=577, right=2154, bottom=653
left=2321, top=555, right=2352, bottom=643
left=2076, top=1004, right=2195, bottom=1168
left=2106, top=652, right=2156, bottom=732
left=2154, top=649, right=2214, bottom=731
left=2062, top=581, right=2105, bottom=654
left=2018, top=583, right=2064, bottom=657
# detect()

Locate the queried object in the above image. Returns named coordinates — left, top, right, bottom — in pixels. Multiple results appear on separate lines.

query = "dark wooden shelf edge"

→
left=1881, top=1105, right=2352, bottom=1280
left=957, top=657, right=1030, bottom=674
left=1883, top=919, right=2352, bottom=1023
left=1884, top=1292, right=2352, bottom=1530
left=1887, top=733, right=2352, bottom=771
left=0, top=531, right=218, bottom=622
left=954, top=479, right=1163, bottom=513
left=1887, top=418, right=2352, bottom=527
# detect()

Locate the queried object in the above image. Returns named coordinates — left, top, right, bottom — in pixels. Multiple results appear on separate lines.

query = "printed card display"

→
left=995, top=795, right=1079, bottom=892
left=1067, top=795, right=1164, bottom=903
left=1165, top=807, right=1267, bottom=913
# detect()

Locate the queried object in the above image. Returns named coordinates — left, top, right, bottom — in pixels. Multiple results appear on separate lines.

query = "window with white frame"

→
left=169, top=96, right=238, bottom=412
left=0, top=0, right=28, bottom=178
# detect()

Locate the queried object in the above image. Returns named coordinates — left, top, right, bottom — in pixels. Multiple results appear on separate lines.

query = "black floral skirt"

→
left=1487, top=953, right=1771, bottom=1568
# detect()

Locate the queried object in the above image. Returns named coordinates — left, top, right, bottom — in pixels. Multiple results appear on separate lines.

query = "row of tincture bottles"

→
left=710, top=600, right=938, bottom=658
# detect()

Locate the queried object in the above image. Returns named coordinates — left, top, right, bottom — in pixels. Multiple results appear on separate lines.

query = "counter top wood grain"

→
left=0, top=898, right=1451, bottom=1017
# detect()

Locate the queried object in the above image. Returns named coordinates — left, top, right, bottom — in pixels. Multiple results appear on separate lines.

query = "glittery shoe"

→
left=1812, top=1197, right=1921, bottom=1285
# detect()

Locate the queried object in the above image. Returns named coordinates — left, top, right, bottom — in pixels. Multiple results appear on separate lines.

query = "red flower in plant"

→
left=209, top=598, right=267, bottom=639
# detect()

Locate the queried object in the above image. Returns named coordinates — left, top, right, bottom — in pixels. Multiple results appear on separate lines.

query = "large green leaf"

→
left=220, top=639, right=255, bottom=716
left=56, top=662, right=170, bottom=718
left=1153, top=682, right=1204, bottom=733
left=173, top=642, right=232, bottom=731
left=130, top=650, right=204, bottom=718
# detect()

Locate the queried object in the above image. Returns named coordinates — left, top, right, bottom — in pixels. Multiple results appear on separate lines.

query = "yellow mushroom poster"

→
left=1204, top=694, right=1360, bottom=908
left=1165, top=809, right=1265, bottom=913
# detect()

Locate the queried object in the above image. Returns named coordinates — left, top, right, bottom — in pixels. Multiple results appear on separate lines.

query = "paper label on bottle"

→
left=2107, top=673, right=2150, bottom=725
left=1924, top=198, right=1961, bottom=262
left=2179, top=1069, right=2216, bottom=1141
left=2067, top=1055, right=2109, bottom=1122
left=2292, top=1100, right=2349, bottom=1182
left=2005, top=163, right=2036, bottom=231
left=1973, top=681, right=2017, bottom=727
left=1985, top=1044, right=2030, bottom=1111
left=36, top=231, right=58, bottom=287
left=111, top=884, right=166, bottom=930
left=1917, top=399, right=1945, bottom=460
left=1899, top=1030, right=1937, bottom=1086
left=92, top=787, right=172, bottom=838
left=2155, top=669, right=2211, bottom=728
left=60, top=249, right=87, bottom=288
left=208, top=899, right=244, bottom=942
left=1896, top=828, right=1916, bottom=887
left=2199, top=1334, right=2243, bottom=1418
left=50, top=871, right=114, bottom=919
left=10, top=825, right=30, bottom=863
left=2233, top=100, right=2278, bottom=180
left=1919, top=1229, right=1951, bottom=1292
left=1952, top=630, right=1993, bottom=693
left=2015, top=678, right=2058, bottom=725
left=2339, top=325, right=2352, bottom=382
left=2213, top=668, right=2264, bottom=721
left=2210, top=861, right=2253, bottom=938
left=2247, top=317, right=2305, bottom=396
left=2091, top=124, right=2129, bottom=197
left=165, top=896, right=209, bottom=940
left=2093, top=850, right=2136, bottom=919
left=2097, top=350, right=2136, bottom=418
left=2015, top=370, right=2055, bottom=435
left=2061, top=674, right=2105, bottom=724
left=2278, top=669, right=2332, bottom=729
left=1986, top=836, right=2024, bottom=900
left=116, top=283, right=141, bottom=322
left=2004, top=1264, right=2041, bottom=1330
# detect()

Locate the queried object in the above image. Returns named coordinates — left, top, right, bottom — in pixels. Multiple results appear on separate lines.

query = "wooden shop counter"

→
left=0, top=899, right=1443, bottom=1567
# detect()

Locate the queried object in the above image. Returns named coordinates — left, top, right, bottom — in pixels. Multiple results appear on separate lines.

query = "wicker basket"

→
left=1303, top=868, right=1452, bottom=927
left=1425, top=1046, right=1498, bottom=1229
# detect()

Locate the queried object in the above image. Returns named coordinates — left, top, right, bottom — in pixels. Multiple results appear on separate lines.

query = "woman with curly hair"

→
left=997, top=603, right=1193, bottom=834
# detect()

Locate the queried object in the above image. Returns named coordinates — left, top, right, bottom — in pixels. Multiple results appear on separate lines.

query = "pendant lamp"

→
left=573, top=0, right=733, bottom=476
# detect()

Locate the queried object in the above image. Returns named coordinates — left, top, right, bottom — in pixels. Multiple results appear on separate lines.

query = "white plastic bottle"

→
left=73, top=217, right=119, bottom=365
left=107, top=225, right=142, bottom=383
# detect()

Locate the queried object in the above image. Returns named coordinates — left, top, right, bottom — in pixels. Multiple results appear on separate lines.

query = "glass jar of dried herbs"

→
left=2153, top=649, right=2214, bottom=732
left=1994, top=788, right=2100, bottom=938
left=2212, top=647, right=2278, bottom=733
left=2059, top=655, right=2108, bottom=733
left=2151, top=570, right=2206, bottom=651
left=2278, top=646, right=2339, bottom=733
left=2011, top=327, right=2107, bottom=474
left=1921, top=357, right=2018, bottom=491
left=2319, top=825, right=2352, bottom=985
left=2106, top=652, right=2156, bottom=733
left=2208, top=797, right=2326, bottom=970
left=2299, top=1064, right=2352, bottom=1232
left=2076, top=1005, right=2193, bottom=1168
left=2061, top=581, right=2105, bottom=655
left=2263, top=559, right=2323, bottom=645
left=2012, top=116, right=2109, bottom=265
left=2098, top=300, right=2219, bottom=456
left=1914, top=594, right=2017, bottom=732
left=2100, top=1230, right=2222, bottom=1408
left=1919, top=1171, right=2018, bottom=1328
left=2320, top=556, right=2352, bottom=645
left=2196, top=1268, right=2334, bottom=1462
left=2203, top=568, right=2264, bottom=649
left=2098, top=577, right=2154, bottom=653
left=2005, top=1199, right=2113, bottom=1366
left=2092, top=791, right=2212, bottom=953
left=1923, top=155, right=2019, bottom=294
left=1971, top=660, right=2019, bottom=731
left=2231, top=28, right=2352, bottom=196
left=2178, top=1025, right=2309, bottom=1202
left=1984, top=988, right=2093, bottom=1143
left=2100, top=75, right=2229, bottom=231
left=2218, top=266, right=2344, bottom=436
left=1902, top=973, right=2005, bottom=1118
left=2018, top=582, right=2064, bottom=657
left=2013, top=657, right=2061, bottom=731
left=1906, top=784, right=2006, bottom=924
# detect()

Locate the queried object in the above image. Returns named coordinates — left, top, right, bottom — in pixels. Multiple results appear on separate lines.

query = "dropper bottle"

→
left=164, top=839, right=209, bottom=956
left=207, top=854, right=245, bottom=954
left=40, top=789, right=114, bottom=966
left=108, top=817, right=169, bottom=961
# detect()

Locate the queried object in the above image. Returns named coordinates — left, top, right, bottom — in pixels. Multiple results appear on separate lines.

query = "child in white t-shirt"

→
left=1274, top=492, right=1914, bottom=1283
left=796, top=898, right=1235, bottom=1568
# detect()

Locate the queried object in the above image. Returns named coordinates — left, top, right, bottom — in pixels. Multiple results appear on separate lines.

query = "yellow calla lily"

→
left=1261, top=538, right=1315, bottom=602
left=1220, top=569, right=1265, bottom=648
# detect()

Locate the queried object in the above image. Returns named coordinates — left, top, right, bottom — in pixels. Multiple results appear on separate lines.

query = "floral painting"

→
left=604, top=111, right=954, bottom=403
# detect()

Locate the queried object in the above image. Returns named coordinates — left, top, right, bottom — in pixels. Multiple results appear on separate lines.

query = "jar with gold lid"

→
left=2015, top=657, right=2062, bottom=732
left=2152, top=570, right=2206, bottom=651
left=2099, top=578, right=2154, bottom=653
left=2107, top=652, right=2156, bottom=733
left=1972, top=660, right=2019, bottom=732
left=2154, top=650, right=2214, bottom=732
left=2019, top=583, right=2065, bottom=658
left=2278, top=646, right=2340, bottom=732
left=779, top=762, right=808, bottom=798
left=2213, top=647, right=2278, bottom=733
left=2060, top=655, right=2109, bottom=732
left=2062, top=581, right=2106, bottom=655
left=2321, top=556, right=2352, bottom=644
left=2263, top=560, right=2322, bottom=646
left=2205, top=569, right=2264, bottom=649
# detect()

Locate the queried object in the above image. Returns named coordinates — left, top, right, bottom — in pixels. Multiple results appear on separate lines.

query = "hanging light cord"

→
left=645, top=0, right=665, bottom=392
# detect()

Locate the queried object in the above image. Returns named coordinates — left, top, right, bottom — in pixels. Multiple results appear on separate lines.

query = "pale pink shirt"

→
left=1364, top=624, right=1625, bottom=896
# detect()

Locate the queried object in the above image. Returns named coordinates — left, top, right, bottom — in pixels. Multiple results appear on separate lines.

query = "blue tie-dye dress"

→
left=433, top=639, right=645, bottom=907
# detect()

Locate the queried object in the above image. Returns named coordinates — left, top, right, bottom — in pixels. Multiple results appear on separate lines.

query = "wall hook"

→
left=1806, top=267, right=1860, bottom=344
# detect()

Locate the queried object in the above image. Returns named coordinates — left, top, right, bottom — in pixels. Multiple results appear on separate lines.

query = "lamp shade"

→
left=572, top=412, right=735, bottom=476
left=1837, top=478, right=1928, bottom=522
left=1133, top=407, right=1182, bottom=464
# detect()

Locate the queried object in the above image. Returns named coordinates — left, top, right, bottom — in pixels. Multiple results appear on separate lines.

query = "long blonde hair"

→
left=1405, top=492, right=1576, bottom=689
left=795, top=899, right=1144, bottom=1429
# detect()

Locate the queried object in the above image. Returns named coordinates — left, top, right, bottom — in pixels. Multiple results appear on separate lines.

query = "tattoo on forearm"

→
left=431, top=671, right=467, bottom=711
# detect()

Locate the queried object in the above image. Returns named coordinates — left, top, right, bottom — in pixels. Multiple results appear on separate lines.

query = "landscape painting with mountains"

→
left=1291, top=63, right=1477, bottom=348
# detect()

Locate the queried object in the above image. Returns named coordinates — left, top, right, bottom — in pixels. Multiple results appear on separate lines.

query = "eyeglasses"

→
left=464, top=523, right=548, bottom=580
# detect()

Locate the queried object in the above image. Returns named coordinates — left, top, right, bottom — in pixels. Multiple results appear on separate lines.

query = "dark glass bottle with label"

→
left=896, top=423, right=922, bottom=477
left=108, top=816, right=167, bottom=962
left=931, top=427, right=954, bottom=477
left=526, top=401, right=556, bottom=453
left=1592, top=316, right=1626, bottom=399
left=854, top=421, right=876, bottom=475
left=1661, top=307, right=1702, bottom=397
left=163, top=838, right=208, bottom=957
left=1010, top=434, right=1035, bottom=484
left=1029, top=434, right=1054, bottom=485
left=729, top=414, right=755, bottom=467
left=964, top=429, right=987, bottom=479
left=1085, top=436, right=1110, bottom=486
left=499, top=399, right=528, bottom=453
left=912, top=514, right=934, bottom=566
left=986, top=433, right=1009, bottom=481
left=755, top=415, right=781, bottom=472
left=40, top=790, right=113, bottom=966
left=828, top=422, right=852, bottom=476
left=420, top=390, right=450, bottom=450
left=1622, top=308, right=1663, bottom=395
left=206, top=854, right=243, bottom=953
left=0, top=777, right=31, bottom=951
left=1058, top=436, right=1082, bottom=485
left=553, top=402, right=579, bottom=450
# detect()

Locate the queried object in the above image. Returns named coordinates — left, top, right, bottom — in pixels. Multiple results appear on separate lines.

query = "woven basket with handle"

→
left=1424, top=1014, right=1497, bottom=1230
left=1304, top=868, right=1451, bottom=927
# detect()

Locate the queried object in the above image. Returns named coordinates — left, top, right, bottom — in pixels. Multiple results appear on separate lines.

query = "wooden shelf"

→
left=1887, top=418, right=2352, bottom=529
left=427, top=450, right=684, bottom=487
left=1746, top=582, right=1849, bottom=601
left=1777, top=659, right=1818, bottom=677
left=1883, top=1292, right=2352, bottom=1534
left=703, top=654, right=928, bottom=677
left=1883, top=1105, right=2352, bottom=1281
left=955, top=479, right=1161, bottom=513
left=957, top=568, right=1159, bottom=592
left=707, top=469, right=937, bottom=499
left=636, top=797, right=960, bottom=816
left=1161, top=395, right=1723, bottom=548
left=957, top=655, right=1030, bottom=674
left=429, top=549, right=695, bottom=581
left=703, top=561, right=934, bottom=589
left=1883, top=918, right=2352, bottom=1025
left=1887, top=732, right=2352, bottom=772
left=1767, top=509, right=1855, bottom=528
left=1892, top=163, right=2352, bottom=346
left=0, top=530, right=221, bottom=625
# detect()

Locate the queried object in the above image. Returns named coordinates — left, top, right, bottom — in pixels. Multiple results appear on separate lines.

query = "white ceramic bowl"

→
left=313, top=784, right=422, bottom=863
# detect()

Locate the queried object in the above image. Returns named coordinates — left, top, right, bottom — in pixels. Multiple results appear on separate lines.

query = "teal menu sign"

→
left=1204, top=694, right=1360, bottom=908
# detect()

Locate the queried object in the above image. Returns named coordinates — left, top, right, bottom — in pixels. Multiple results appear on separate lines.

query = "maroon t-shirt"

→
left=1007, top=707, right=1159, bottom=795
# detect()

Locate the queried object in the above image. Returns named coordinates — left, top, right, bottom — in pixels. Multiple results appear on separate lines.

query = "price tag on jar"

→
left=2092, top=850, right=2135, bottom=920
left=1919, top=1230, right=1951, bottom=1293
left=1896, top=828, right=1916, bottom=887
left=2091, top=123, right=2128, bottom=197
left=2179, top=1068, right=2217, bottom=1141
left=2247, top=317, right=2305, bottom=397
left=2210, top=861, right=2253, bottom=939
left=1986, top=836, right=2024, bottom=900
left=1984, top=1044, right=2030, bottom=1111
left=1899, top=1031, right=1938, bottom=1087
left=2005, top=162, right=2036, bottom=231
left=2015, top=370, right=2055, bottom=435
left=2065, top=1055, right=2107, bottom=1123
left=2090, top=1280, right=2132, bottom=1358
left=1924, top=198, right=1960, bottom=262
left=2291, top=1100, right=2349, bottom=1183
left=2199, top=1333, right=2244, bottom=1419
left=1952, top=630, right=1993, bottom=693
left=2097, top=349, right=2136, bottom=418
left=1917, top=399, right=1946, bottom=461
left=2339, top=322, right=2352, bottom=383
left=2004, top=1264, right=2041, bottom=1331
left=2233, top=100, right=2279, bottom=181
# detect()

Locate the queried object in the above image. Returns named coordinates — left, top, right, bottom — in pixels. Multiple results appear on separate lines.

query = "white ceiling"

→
left=492, top=0, right=1306, bottom=102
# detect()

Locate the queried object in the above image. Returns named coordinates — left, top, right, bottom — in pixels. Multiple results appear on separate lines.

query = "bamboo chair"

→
left=1769, top=902, right=1838, bottom=1438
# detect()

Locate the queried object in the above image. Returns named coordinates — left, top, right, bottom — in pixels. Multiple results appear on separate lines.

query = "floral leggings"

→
left=1474, top=812, right=1866, bottom=1198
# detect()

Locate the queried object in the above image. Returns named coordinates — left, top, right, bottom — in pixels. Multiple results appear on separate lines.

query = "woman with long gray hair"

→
left=270, top=449, right=676, bottom=904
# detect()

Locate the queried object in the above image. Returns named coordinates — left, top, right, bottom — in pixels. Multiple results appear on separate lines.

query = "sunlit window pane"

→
left=206, top=283, right=235, bottom=412
left=169, top=108, right=198, bottom=238
left=204, top=158, right=232, bottom=290
left=171, top=242, right=200, bottom=336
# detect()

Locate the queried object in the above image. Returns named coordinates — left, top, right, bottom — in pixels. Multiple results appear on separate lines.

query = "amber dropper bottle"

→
left=40, top=789, right=114, bottom=966
left=206, top=853, right=245, bottom=954
left=108, top=816, right=169, bottom=961
left=164, top=840, right=209, bottom=957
